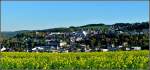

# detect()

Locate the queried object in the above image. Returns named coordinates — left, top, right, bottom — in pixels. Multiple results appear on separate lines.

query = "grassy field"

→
left=0, top=50, right=149, bottom=69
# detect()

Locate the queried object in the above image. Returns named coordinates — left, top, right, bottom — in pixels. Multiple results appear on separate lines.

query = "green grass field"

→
left=0, top=50, right=149, bottom=69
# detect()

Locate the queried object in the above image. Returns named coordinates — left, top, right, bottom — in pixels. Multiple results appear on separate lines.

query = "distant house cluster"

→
left=0, top=22, right=149, bottom=52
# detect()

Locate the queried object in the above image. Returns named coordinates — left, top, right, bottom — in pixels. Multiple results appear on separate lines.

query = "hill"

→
left=1, top=21, right=149, bottom=38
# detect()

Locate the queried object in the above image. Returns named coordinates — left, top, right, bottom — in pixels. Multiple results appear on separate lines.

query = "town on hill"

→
left=0, top=21, right=149, bottom=52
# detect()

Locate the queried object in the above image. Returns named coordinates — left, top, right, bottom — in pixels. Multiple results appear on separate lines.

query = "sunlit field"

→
left=0, top=50, right=149, bottom=69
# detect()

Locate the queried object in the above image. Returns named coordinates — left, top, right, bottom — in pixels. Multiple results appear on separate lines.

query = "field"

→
left=0, top=51, right=149, bottom=69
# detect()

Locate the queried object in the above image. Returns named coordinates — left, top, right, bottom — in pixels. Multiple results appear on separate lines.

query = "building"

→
left=131, top=47, right=141, bottom=50
left=46, top=39, right=60, bottom=50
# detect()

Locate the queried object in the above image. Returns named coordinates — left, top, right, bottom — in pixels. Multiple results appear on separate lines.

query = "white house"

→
left=126, top=48, right=130, bottom=51
left=118, top=45, right=123, bottom=48
left=76, top=37, right=82, bottom=41
left=32, top=46, right=44, bottom=52
left=82, top=31, right=87, bottom=36
left=131, top=47, right=141, bottom=50
left=49, top=32, right=64, bottom=35
left=75, top=31, right=87, bottom=37
left=60, top=41, right=67, bottom=47
left=0, top=46, right=6, bottom=52
left=101, top=49, right=108, bottom=52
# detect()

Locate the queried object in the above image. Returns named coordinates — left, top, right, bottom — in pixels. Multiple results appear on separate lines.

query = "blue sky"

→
left=1, top=1, right=149, bottom=31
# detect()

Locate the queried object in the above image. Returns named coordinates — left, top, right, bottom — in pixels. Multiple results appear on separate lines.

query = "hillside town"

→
left=0, top=22, right=149, bottom=52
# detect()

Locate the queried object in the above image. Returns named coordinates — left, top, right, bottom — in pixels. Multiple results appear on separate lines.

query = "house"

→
left=60, top=41, right=67, bottom=47
left=82, top=31, right=88, bottom=36
left=118, top=45, right=123, bottom=48
left=49, top=32, right=64, bottom=35
left=76, top=37, right=82, bottom=42
left=101, top=49, right=108, bottom=52
left=70, top=37, right=76, bottom=42
left=85, top=49, right=92, bottom=52
left=116, top=30, right=124, bottom=34
left=46, top=39, right=60, bottom=50
left=139, top=32, right=144, bottom=34
left=0, top=46, right=6, bottom=52
left=131, top=47, right=141, bottom=50
left=32, top=46, right=44, bottom=52
left=70, top=31, right=88, bottom=42
left=73, top=31, right=87, bottom=37
left=126, top=48, right=130, bottom=51
left=32, top=46, right=53, bottom=52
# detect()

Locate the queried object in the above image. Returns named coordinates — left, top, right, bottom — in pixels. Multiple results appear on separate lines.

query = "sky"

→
left=1, top=1, right=149, bottom=32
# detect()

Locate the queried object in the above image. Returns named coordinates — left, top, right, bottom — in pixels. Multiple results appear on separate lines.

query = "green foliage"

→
left=0, top=51, right=149, bottom=69
left=113, top=22, right=149, bottom=31
left=80, top=23, right=105, bottom=27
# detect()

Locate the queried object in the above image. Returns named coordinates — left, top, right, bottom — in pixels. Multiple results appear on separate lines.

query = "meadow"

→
left=0, top=50, right=149, bottom=69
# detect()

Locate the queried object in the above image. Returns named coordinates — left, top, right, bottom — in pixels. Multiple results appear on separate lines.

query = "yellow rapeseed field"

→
left=0, top=50, right=149, bottom=69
